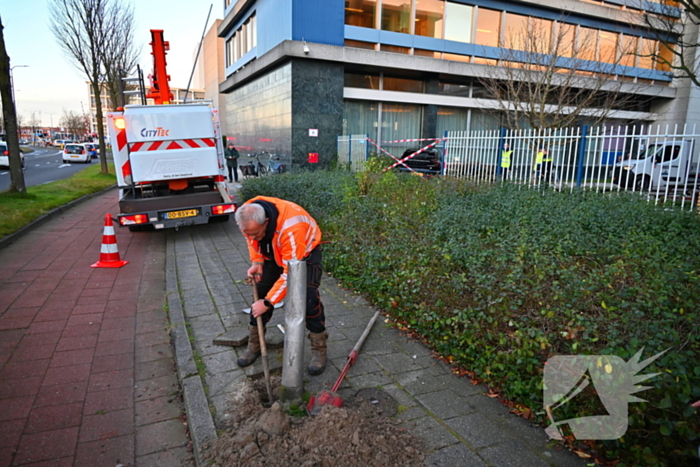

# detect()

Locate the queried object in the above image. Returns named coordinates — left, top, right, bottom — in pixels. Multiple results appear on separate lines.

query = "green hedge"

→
left=239, top=170, right=700, bottom=466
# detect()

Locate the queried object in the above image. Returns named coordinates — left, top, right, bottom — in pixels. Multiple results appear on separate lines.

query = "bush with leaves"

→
left=239, top=171, right=700, bottom=466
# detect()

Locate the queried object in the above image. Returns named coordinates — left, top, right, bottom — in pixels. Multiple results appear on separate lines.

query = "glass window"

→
left=345, top=72, right=380, bottom=89
left=472, top=57, right=497, bottom=65
left=598, top=30, right=618, bottom=63
left=250, top=14, right=257, bottom=49
left=504, top=13, right=528, bottom=51
left=345, top=0, right=377, bottom=28
left=578, top=27, right=597, bottom=61
left=437, top=107, right=469, bottom=134
left=415, top=0, right=444, bottom=39
left=475, top=8, right=500, bottom=47
left=438, top=82, right=470, bottom=97
left=381, top=44, right=410, bottom=54
left=381, top=103, right=422, bottom=141
left=343, top=100, right=378, bottom=142
left=414, top=49, right=441, bottom=58
left=381, top=0, right=411, bottom=33
left=620, top=35, right=637, bottom=67
left=345, top=39, right=376, bottom=49
left=383, top=76, right=423, bottom=92
left=530, top=17, right=552, bottom=54
left=556, top=23, right=575, bottom=58
left=444, top=2, right=472, bottom=43
left=443, top=53, right=471, bottom=62
left=657, top=42, right=674, bottom=71
left=639, top=38, right=657, bottom=69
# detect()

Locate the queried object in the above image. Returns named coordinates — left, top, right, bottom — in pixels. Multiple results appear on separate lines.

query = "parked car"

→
left=63, top=143, right=91, bottom=163
left=83, top=143, right=98, bottom=158
left=395, top=148, right=442, bottom=176
left=0, top=142, right=25, bottom=169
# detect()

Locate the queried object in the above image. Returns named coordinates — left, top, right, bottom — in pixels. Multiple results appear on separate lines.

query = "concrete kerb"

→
left=0, top=183, right=117, bottom=251
left=166, top=235, right=217, bottom=466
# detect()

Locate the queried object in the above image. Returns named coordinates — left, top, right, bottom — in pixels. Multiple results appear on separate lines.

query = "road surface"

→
left=0, top=146, right=106, bottom=192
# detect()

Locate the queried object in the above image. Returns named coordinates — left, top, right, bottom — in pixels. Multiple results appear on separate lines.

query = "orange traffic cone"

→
left=91, top=213, right=129, bottom=268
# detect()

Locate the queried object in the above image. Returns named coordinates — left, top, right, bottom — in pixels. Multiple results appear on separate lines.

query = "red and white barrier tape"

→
left=384, top=138, right=446, bottom=172
left=366, top=138, right=416, bottom=173
left=378, top=138, right=442, bottom=144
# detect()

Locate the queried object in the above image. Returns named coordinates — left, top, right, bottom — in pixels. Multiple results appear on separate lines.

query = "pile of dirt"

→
left=203, top=377, right=425, bottom=467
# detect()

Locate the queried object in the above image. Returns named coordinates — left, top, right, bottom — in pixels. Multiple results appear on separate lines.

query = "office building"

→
left=219, top=0, right=697, bottom=168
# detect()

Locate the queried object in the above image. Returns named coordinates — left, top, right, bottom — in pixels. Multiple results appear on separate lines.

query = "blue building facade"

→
left=219, top=0, right=689, bottom=169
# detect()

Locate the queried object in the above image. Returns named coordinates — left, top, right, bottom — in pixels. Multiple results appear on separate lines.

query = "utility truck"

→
left=105, top=29, right=236, bottom=231
left=106, top=104, right=235, bottom=231
left=612, top=139, right=699, bottom=193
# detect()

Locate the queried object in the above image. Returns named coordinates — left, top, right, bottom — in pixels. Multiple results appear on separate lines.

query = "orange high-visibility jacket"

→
left=243, top=196, right=322, bottom=304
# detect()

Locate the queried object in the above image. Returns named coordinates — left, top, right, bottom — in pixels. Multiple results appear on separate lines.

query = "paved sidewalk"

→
left=0, top=191, right=192, bottom=466
left=167, top=186, right=587, bottom=467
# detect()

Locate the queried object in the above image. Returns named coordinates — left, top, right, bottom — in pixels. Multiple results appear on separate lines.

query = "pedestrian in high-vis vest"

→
left=536, top=146, right=552, bottom=183
left=234, top=196, right=328, bottom=375
left=501, top=142, right=513, bottom=181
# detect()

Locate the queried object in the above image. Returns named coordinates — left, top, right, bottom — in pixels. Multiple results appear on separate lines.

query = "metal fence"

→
left=338, top=125, right=700, bottom=212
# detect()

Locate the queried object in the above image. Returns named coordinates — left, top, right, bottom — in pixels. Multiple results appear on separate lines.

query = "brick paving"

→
left=0, top=190, right=192, bottom=467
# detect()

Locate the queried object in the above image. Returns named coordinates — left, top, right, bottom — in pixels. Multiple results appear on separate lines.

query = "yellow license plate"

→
left=165, top=209, right=197, bottom=219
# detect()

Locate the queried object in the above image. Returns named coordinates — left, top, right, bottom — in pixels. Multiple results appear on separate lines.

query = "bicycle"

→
left=240, top=153, right=267, bottom=178
left=267, top=154, right=287, bottom=175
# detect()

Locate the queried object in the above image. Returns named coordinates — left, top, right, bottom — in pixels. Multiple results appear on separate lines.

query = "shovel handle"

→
left=252, top=278, right=274, bottom=403
left=352, top=310, right=381, bottom=354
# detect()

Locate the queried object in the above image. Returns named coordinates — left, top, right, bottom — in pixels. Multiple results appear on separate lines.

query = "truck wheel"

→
left=634, top=175, right=650, bottom=191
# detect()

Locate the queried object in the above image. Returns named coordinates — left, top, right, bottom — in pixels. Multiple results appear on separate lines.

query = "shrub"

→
left=241, top=171, right=700, bottom=466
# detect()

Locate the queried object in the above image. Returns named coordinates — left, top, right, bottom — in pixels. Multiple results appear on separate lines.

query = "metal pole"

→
left=576, top=125, right=589, bottom=188
left=280, top=259, right=306, bottom=402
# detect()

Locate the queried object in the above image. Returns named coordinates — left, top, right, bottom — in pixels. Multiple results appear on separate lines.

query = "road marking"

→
left=41, top=180, right=57, bottom=185
left=58, top=164, right=71, bottom=168
left=0, top=171, right=7, bottom=175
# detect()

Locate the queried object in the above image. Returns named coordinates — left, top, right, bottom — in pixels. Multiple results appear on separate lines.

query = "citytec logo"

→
left=140, top=127, right=170, bottom=137
left=543, top=348, right=667, bottom=440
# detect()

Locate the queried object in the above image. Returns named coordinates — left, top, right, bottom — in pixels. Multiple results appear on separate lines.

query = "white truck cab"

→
left=106, top=103, right=236, bottom=231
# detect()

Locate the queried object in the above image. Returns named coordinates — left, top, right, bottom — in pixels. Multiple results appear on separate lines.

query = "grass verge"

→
left=0, top=163, right=116, bottom=239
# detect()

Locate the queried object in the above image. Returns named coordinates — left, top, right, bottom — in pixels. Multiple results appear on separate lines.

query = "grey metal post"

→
left=280, top=259, right=306, bottom=402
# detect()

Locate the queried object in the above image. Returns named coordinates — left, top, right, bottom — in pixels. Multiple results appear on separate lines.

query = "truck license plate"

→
left=164, top=209, right=197, bottom=219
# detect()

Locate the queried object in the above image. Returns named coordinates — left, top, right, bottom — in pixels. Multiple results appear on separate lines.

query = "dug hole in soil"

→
left=203, top=376, right=426, bottom=466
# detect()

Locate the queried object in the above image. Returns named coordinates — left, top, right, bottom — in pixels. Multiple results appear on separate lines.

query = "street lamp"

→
left=9, top=64, right=29, bottom=105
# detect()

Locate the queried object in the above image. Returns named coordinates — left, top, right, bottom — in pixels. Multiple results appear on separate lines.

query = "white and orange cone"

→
left=91, top=213, right=129, bottom=268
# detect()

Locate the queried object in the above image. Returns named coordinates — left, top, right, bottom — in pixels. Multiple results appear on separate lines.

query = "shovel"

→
left=252, top=279, right=274, bottom=404
left=307, top=310, right=381, bottom=415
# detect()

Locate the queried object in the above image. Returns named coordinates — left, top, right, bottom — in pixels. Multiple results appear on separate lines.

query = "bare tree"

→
left=28, top=111, right=41, bottom=144
left=640, top=1, right=700, bottom=87
left=60, top=109, right=85, bottom=139
left=477, top=17, right=644, bottom=132
left=102, top=4, right=139, bottom=110
left=0, top=16, right=25, bottom=193
left=49, top=0, right=135, bottom=174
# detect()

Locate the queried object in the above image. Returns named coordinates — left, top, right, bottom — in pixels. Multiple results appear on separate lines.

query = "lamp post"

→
left=9, top=64, right=29, bottom=105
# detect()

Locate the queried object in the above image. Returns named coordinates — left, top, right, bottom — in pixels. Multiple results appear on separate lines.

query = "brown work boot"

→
left=237, top=325, right=265, bottom=367
left=308, top=331, right=328, bottom=375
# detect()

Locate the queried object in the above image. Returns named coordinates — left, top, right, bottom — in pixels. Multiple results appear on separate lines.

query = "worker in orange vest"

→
left=234, top=196, right=328, bottom=375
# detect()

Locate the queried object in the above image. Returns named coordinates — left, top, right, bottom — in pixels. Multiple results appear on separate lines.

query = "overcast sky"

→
left=1, top=0, right=219, bottom=127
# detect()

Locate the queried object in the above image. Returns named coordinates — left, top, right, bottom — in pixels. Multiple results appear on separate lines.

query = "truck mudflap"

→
left=117, top=201, right=237, bottom=231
